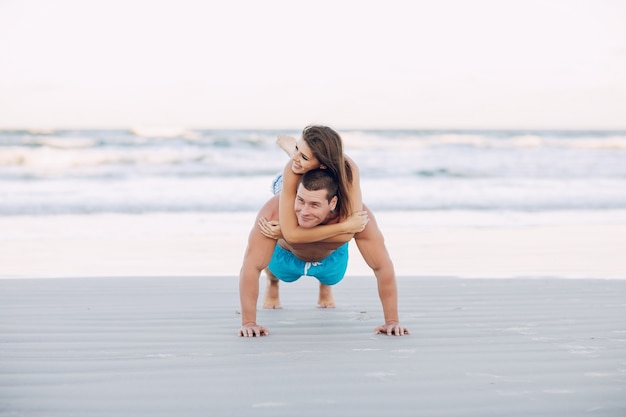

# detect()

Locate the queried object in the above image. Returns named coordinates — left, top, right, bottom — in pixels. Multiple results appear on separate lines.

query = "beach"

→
left=2, top=210, right=626, bottom=416
left=2, top=0, right=626, bottom=411
left=1, top=210, right=625, bottom=279
left=2, top=128, right=626, bottom=415
left=2, top=274, right=626, bottom=416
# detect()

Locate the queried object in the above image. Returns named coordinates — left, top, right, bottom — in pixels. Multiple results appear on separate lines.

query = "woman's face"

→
left=291, top=138, right=321, bottom=174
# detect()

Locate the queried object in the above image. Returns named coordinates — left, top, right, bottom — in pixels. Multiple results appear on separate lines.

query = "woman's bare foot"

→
left=317, top=284, right=336, bottom=308
left=262, top=274, right=282, bottom=309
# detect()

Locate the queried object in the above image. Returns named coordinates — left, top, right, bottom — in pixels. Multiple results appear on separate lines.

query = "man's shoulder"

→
left=259, top=195, right=280, bottom=220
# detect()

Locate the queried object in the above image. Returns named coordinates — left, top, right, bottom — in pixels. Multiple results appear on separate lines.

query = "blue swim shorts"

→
left=268, top=243, right=349, bottom=286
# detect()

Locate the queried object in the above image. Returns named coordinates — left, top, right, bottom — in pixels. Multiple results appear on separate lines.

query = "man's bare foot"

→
left=317, top=284, right=336, bottom=308
left=262, top=275, right=282, bottom=309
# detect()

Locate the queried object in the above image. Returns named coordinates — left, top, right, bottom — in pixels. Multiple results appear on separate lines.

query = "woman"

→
left=261, top=127, right=367, bottom=241
left=268, top=126, right=367, bottom=243
left=259, top=125, right=409, bottom=336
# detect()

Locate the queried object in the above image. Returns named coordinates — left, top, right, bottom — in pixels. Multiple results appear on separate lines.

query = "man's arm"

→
left=238, top=197, right=280, bottom=337
left=354, top=204, right=410, bottom=336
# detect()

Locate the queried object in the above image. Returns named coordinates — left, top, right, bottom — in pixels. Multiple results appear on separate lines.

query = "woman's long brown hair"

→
left=302, top=125, right=353, bottom=220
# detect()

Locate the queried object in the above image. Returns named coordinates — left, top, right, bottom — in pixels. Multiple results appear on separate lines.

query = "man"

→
left=262, top=168, right=349, bottom=310
left=238, top=169, right=410, bottom=337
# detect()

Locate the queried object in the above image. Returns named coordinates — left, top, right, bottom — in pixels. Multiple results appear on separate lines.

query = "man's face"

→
left=294, top=184, right=336, bottom=228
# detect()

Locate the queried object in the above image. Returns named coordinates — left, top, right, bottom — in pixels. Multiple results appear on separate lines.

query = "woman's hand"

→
left=343, top=211, right=369, bottom=234
left=276, top=135, right=297, bottom=157
left=258, top=217, right=282, bottom=239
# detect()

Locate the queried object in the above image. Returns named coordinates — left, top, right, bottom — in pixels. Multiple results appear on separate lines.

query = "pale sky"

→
left=1, top=0, right=625, bottom=129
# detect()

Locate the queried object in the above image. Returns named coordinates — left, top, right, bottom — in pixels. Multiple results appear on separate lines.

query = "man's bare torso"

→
left=278, top=238, right=343, bottom=262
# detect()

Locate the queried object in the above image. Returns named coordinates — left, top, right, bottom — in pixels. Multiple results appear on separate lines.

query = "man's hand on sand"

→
left=375, top=322, right=410, bottom=336
left=238, top=323, right=269, bottom=337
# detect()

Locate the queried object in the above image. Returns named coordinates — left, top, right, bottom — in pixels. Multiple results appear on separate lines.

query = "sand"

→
left=1, top=275, right=626, bottom=416
left=1, top=210, right=625, bottom=415
left=2, top=211, right=626, bottom=279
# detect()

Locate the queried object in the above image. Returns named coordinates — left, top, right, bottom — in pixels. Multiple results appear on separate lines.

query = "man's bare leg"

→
left=317, top=283, right=336, bottom=308
left=262, top=269, right=282, bottom=309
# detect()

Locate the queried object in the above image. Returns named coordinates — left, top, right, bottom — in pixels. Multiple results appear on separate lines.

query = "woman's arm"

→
left=278, top=161, right=367, bottom=244
left=276, top=135, right=296, bottom=157
left=258, top=217, right=355, bottom=243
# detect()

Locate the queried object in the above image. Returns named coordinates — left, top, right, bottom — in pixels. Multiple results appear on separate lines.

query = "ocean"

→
left=1, top=128, right=626, bottom=218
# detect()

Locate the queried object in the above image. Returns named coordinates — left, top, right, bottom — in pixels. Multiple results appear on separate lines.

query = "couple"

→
left=238, top=125, right=410, bottom=337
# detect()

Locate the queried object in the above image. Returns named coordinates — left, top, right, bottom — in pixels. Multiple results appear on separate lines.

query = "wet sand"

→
left=1, top=275, right=625, bottom=416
